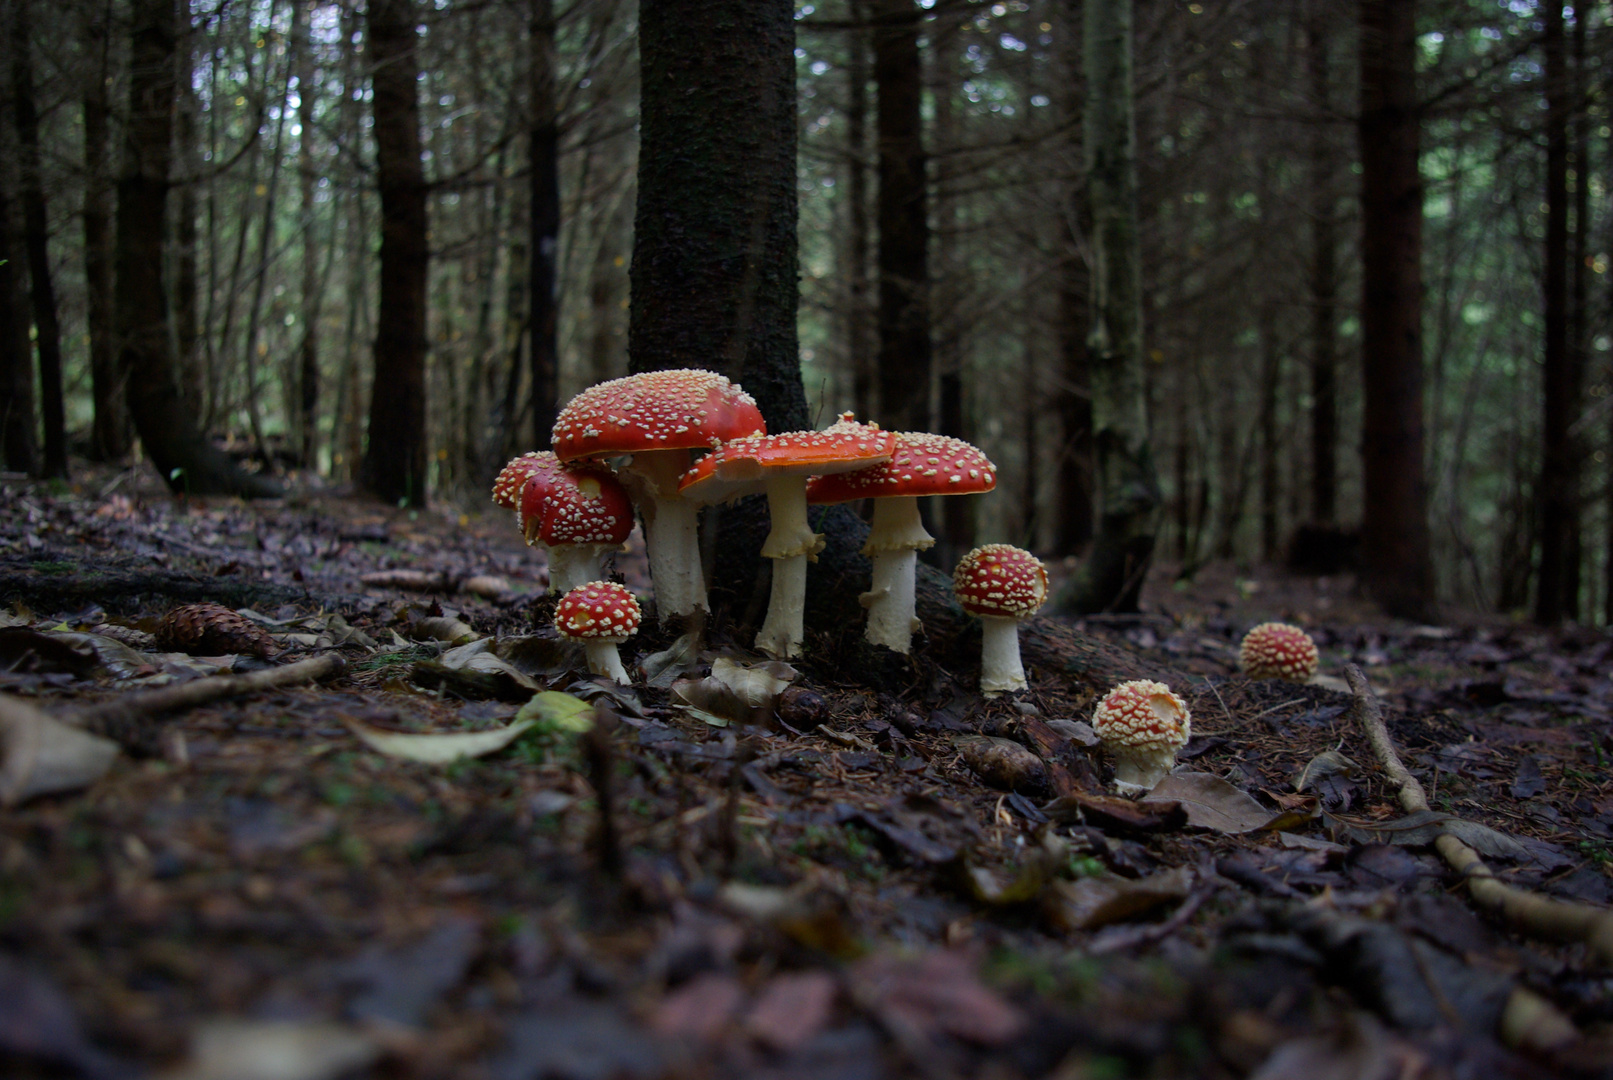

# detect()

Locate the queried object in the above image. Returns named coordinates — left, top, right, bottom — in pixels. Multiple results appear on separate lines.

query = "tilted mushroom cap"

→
left=554, top=581, right=642, bottom=644
left=1239, top=622, right=1319, bottom=681
left=550, top=369, right=766, bottom=462
left=1092, top=680, right=1191, bottom=754
left=678, top=413, right=896, bottom=505
left=492, top=452, right=551, bottom=511
left=518, top=455, right=634, bottom=548
left=952, top=544, right=1048, bottom=619
left=805, top=431, right=996, bottom=505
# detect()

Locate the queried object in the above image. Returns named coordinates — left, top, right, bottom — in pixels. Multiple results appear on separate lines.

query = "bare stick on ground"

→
left=1345, top=663, right=1613, bottom=966
left=75, top=654, right=347, bottom=738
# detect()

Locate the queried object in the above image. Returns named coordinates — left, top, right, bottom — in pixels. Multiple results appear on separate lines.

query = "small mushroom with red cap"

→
left=555, top=580, right=642, bottom=684
left=1091, top=680, right=1191, bottom=794
left=552, top=370, right=766, bottom=622
left=679, top=413, right=895, bottom=658
left=808, top=433, right=996, bottom=654
left=492, top=452, right=550, bottom=516
left=953, top=544, right=1047, bottom=696
left=512, top=453, right=634, bottom=594
left=1239, top=622, right=1319, bottom=682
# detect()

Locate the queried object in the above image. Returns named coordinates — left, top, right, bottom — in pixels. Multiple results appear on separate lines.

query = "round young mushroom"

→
left=806, top=432, right=996, bottom=653
left=555, top=581, right=642, bottom=684
left=516, top=454, right=635, bottom=594
left=953, top=544, right=1047, bottom=696
left=552, top=370, right=765, bottom=622
left=492, top=452, right=551, bottom=516
left=679, top=413, right=895, bottom=658
left=1091, top=680, right=1191, bottom=795
left=1239, top=622, right=1320, bottom=681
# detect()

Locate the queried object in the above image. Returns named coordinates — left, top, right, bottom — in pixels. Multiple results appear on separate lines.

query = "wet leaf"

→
left=1143, top=772, right=1305, bottom=834
left=0, top=694, right=120, bottom=807
left=344, top=714, right=536, bottom=764
left=1043, top=865, right=1193, bottom=932
left=164, top=1019, right=381, bottom=1080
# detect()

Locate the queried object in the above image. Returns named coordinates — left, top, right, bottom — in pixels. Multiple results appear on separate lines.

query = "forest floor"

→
left=3, top=464, right=1613, bottom=1079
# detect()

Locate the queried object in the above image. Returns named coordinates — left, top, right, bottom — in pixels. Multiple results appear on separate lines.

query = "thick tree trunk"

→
left=846, top=0, right=874, bottom=422
left=528, top=0, right=560, bottom=447
left=115, top=0, right=279, bottom=498
left=0, top=159, right=36, bottom=476
left=631, top=0, right=804, bottom=432
left=82, top=7, right=128, bottom=463
left=1358, top=0, right=1434, bottom=619
left=1536, top=1, right=1575, bottom=625
left=1056, top=0, right=1158, bottom=615
left=872, top=0, right=931, bottom=436
left=1053, top=0, right=1093, bottom=558
left=9, top=0, right=64, bottom=477
left=1258, top=301, right=1280, bottom=561
left=1306, top=9, right=1338, bottom=528
left=173, top=28, right=202, bottom=411
left=362, top=0, right=430, bottom=507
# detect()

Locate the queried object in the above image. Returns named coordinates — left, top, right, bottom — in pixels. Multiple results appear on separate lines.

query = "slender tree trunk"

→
left=528, top=0, right=560, bottom=448
left=362, top=0, right=430, bottom=506
left=0, top=150, right=36, bottom=475
left=1536, top=0, right=1574, bottom=624
left=846, top=0, right=873, bottom=422
left=296, top=0, right=320, bottom=468
left=1057, top=0, right=1158, bottom=614
left=1358, top=0, right=1434, bottom=618
left=1569, top=2, right=1589, bottom=621
left=115, top=0, right=278, bottom=497
left=631, top=0, right=803, bottom=431
left=1258, top=300, right=1280, bottom=561
left=932, top=19, right=971, bottom=565
left=173, top=20, right=201, bottom=410
left=872, top=0, right=930, bottom=435
left=1308, top=6, right=1338, bottom=525
left=82, top=8, right=127, bottom=463
left=10, top=0, right=65, bottom=477
left=1053, top=0, right=1092, bottom=557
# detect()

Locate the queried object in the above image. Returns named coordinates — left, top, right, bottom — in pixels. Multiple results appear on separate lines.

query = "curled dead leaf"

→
left=1143, top=772, right=1311, bottom=834
left=0, top=694, right=120, bottom=807
left=1044, top=865, right=1193, bottom=932
left=344, top=715, right=536, bottom=765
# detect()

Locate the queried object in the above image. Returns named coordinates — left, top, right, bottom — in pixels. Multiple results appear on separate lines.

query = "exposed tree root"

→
left=1346, top=663, right=1613, bottom=967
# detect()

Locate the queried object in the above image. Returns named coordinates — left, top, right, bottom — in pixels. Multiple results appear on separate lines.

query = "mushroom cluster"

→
left=491, top=367, right=1021, bottom=685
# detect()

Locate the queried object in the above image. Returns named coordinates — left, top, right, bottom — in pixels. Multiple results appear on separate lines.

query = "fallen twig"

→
left=1345, top=664, right=1613, bottom=966
left=74, top=654, right=347, bottom=738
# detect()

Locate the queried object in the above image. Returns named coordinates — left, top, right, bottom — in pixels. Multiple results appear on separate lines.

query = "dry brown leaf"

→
left=0, top=694, right=120, bottom=807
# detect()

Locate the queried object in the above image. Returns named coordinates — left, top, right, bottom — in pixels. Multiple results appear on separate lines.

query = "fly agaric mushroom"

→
left=555, top=580, right=642, bottom=684
left=551, top=370, right=765, bottom=622
left=679, top=413, right=895, bottom=658
left=1092, top=680, right=1191, bottom=795
left=493, top=452, right=550, bottom=515
left=514, top=453, right=634, bottom=594
left=807, top=432, right=996, bottom=653
left=953, top=544, right=1047, bottom=696
left=1239, top=622, right=1320, bottom=681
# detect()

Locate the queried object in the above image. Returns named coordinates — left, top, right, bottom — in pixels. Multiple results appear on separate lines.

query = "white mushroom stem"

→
left=625, top=451, right=706, bottom=621
left=754, top=474, right=824, bottom=659
left=583, top=638, right=630, bottom=684
left=1109, top=746, right=1177, bottom=795
left=978, top=615, right=1027, bottom=696
left=860, top=496, right=933, bottom=654
left=546, top=545, right=612, bottom=595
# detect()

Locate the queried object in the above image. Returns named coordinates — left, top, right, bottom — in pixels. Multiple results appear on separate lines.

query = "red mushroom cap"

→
left=805, top=432, right=996, bottom=505
left=550, top=369, right=767, bottom=462
left=555, top=581, right=642, bottom=643
left=952, top=544, right=1048, bottom=619
left=1092, top=680, right=1191, bottom=752
left=1239, top=622, right=1320, bottom=681
left=677, top=413, right=896, bottom=503
left=492, top=452, right=550, bottom=511
left=517, top=454, right=634, bottom=548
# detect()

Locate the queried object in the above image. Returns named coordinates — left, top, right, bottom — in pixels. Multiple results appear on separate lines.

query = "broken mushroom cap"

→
left=555, top=580, right=642, bottom=684
left=953, top=544, right=1047, bottom=696
left=677, top=414, right=896, bottom=658
left=1239, top=622, right=1319, bottom=681
left=516, top=453, right=634, bottom=594
left=807, top=432, right=997, bottom=654
left=1091, top=680, right=1191, bottom=795
left=551, top=370, right=767, bottom=622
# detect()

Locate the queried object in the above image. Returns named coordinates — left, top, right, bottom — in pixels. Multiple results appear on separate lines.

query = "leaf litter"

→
left=1, top=479, right=1613, bottom=1077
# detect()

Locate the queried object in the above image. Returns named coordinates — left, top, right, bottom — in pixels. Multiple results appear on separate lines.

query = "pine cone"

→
left=154, top=603, right=279, bottom=658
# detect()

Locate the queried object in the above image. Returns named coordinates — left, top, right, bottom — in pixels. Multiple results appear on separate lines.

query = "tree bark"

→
left=173, top=23, right=202, bottom=412
left=1358, top=0, right=1434, bottom=619
left=1055, top=0, right=1158, bottom=615
left=362, top=0, right=430, bottom=506
left=9, top=0, right=64, bottom=477
left=114, top=0, right=279, bottom=497
left=630, top=0, right=804, bottom=432
left=82, top=0, right=128, bottom=463
left=1258, top=300, right=1280, bottom=561
left=0, top=149, right=36, bottom=476
left=296, top=0, right=320, bottom=468
left=528, top=0, right=560, bottom=448
left=846, top=0, right=874, bottom=422
left=872, top=0, right=931, bottom=436
left=1536, top=0, right=1575, bottom=625
left=1307, top=7, right=1338, bottom=526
